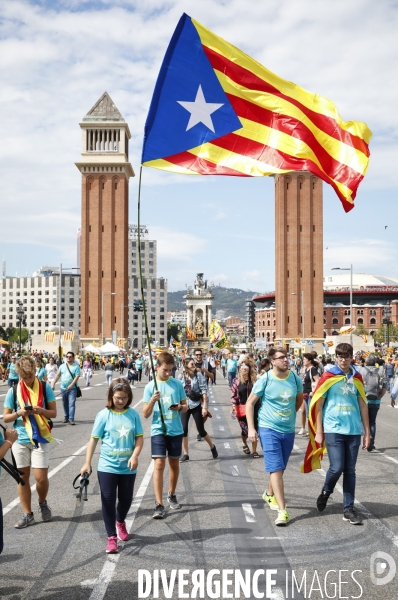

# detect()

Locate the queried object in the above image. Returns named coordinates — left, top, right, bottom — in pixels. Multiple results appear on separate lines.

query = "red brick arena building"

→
left=254, top=274, right=398, bottom=343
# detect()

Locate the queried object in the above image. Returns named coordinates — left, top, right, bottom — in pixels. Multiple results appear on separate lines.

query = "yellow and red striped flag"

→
left=44, top=332, right=55, bottom=343
left=142, top=14, right=371, bottom=212
left=327, top=341, right=334, bottom=347
left=186, top=325, right=197, bottom=341
left=63, top=330, right=75, bottom=341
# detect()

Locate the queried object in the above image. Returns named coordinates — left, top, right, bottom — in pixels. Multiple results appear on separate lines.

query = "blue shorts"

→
left=151, top=434, right=183, bottom=459
left=258, top=427, right=295, bottom=473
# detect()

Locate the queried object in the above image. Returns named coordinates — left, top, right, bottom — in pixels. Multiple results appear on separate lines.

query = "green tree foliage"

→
left=167, top=323, right=182, bottom=342
left=355, top=323, right=369, bottom=336
left=8, top=327, right=29, bottom=345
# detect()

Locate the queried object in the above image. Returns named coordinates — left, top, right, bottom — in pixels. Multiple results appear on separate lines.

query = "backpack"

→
left=13, top=382, right=53, bottom=430
left=361, top=366, right=381, bottom=400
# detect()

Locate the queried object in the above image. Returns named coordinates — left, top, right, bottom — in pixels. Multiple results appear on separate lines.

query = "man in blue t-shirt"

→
left=246, top=347, right=303, bottom=527
left=51, top=351, right=81, bottom=425
left=143, top=352, right=187, bottom=519
left=226, top=352, right=238, bottom=388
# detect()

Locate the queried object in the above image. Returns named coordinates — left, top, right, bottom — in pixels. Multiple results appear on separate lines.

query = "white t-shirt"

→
left=45, top=363, right=58, bottom=383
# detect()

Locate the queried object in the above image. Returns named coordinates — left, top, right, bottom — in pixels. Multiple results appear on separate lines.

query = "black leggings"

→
left=137, top=370, right=142, bottom=382
left=180, top=403, right=207, bottom=438
left=97, top=471, right=136, bottom=537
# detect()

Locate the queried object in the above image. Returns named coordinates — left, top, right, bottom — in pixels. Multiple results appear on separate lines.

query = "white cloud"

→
left=324, top=239, right=398, bottom=275
left=0, top=0, right=397, bottom=290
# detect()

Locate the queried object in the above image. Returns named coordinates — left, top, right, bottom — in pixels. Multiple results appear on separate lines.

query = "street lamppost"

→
left=102, top=292, right=117, bottom=345
left=332, top=265, right=353, bottom=343
left=291, top=291, right=305, bottom=339
left=383, top=303, right=392, bottom=347
left=57, top=264, right=80, bottom=359
left=16, top=300, right=26, bottom=353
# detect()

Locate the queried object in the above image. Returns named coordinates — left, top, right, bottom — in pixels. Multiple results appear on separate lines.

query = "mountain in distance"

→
left=168, top=286, right=260, bottom=319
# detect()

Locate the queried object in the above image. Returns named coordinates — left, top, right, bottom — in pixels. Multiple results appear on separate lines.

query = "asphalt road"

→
left=1, top=370, right=398, bottom=600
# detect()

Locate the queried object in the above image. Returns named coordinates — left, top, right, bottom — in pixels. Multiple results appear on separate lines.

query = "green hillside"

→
left=168, top=286, right=259, bottom=318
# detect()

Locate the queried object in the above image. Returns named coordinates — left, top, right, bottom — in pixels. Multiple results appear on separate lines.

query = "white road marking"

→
left=2, top=443, right=88, bottom=516
left=231, top=465, right=239, bottom=477
left=216, top=416, right=221, bottom=419
left=81, top=580, right=97, bottom=588
left=219, top=426, right=225, bottom=431
left=211, top=400, right=215, bottom=403
left=214, top=407, right=218, bottom=411
left=88, top=461, right=154, bottom=600
left=373, top=449, right=398, bottom=465
left=242, top=503, right=256, bottom=523
left=132, top=399, right=143, bottom=409
left=224, top=442, right=230, bottom=449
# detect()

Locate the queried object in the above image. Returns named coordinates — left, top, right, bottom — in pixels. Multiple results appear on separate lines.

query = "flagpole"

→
left=137, top=166, right=166, bottom=433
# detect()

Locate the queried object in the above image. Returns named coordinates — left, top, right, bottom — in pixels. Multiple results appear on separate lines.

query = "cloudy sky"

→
left=1, top=0, right=397, bottom=291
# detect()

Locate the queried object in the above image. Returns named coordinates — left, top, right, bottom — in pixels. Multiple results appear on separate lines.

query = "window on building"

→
left=38, top=314, right=41, bottom=318
left=70, top=314, right=74, bottom=318
left=16, top=292, right=20, bottom=297
left=38, top=298, right=42, bottom=303
left=149, top=269, right=154, bottom=274
left=160, top=300, right=164, bottom=305
left=160, top=308, right=164, bottom=312
left=160, top=338, right=164, bottom=345
left=69, top=322, right=74, bottom=326
left=45, top=298, right=49, bottom=303
left=160, top=292, right=164, bottom=297
left=132, top=260, right=136, bottom=265
left=53, top=290, right=57, bottom=295
left=160, top=315, right=164, bottom=320
left=70, top=290, right=74, bottom=295
left=332, top=318, right=338, bottom=324
left=345, top=318, right=350, bottom=324
left=37, top=330, right=41, bottom=334
left=45, top=291, right=49, bottom=295
left=9, top=292, right=13, bottom=297
left=133, top=330, right=138, bottom=335
left=38, top=291, right=42, bottom=296
left=151, top=292, right=156, bottom=297
left=370, top=318, right=376, bottom=324
left=358, top=318, right=364, bottom=324
left=38, top=322, right=41, bottom=326
left=24, top=292, right=27, bottom=296
left=45, top=313, right=49, bottom=318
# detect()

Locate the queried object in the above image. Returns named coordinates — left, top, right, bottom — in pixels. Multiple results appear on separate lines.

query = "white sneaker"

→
left=297, top=428, right=306, bottom=436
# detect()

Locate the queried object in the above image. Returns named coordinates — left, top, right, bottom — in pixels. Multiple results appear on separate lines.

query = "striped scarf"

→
left=301, top=366, right=366, bottom=473
left=17, top=379, right=54, bottom=447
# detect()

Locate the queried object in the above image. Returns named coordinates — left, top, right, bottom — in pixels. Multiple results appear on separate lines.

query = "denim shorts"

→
left=151, top=434, right=183, bottom=459
left=258, top=427, right=295, bottom=473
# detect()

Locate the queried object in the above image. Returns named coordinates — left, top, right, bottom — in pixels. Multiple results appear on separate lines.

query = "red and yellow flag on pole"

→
left=142, top=14, right=371, bottom=212
left=186, top=325, right=197, bottom=341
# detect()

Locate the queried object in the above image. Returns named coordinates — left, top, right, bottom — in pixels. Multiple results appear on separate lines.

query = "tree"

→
left=167, top=323, right=182, bottom=342
left=356, top=323, right=369, bottom=336
left=9, top=327, right=29, bottom=345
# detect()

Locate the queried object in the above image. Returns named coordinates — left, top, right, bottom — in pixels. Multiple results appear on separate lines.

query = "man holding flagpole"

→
left=301, top=343, right=370, bottom=525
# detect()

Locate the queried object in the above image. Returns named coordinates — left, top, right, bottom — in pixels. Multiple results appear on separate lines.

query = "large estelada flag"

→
left=142, top=14, right=371, bottom=212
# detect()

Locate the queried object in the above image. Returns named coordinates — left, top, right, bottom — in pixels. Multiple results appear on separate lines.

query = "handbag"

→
left=235, top=404, right=246, bottom=418
left=65, top=362, right=82, bottom=398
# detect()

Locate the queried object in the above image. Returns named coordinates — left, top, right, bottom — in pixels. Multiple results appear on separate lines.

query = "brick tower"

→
left=76, top=92, right=134, bottom=343
left=275, top=171, right=323, bottom=342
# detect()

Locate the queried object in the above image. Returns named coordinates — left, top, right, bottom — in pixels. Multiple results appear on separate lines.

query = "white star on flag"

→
left=117, top=425, right=130, bottom=439
left=177, top=85, right=224, bottom=132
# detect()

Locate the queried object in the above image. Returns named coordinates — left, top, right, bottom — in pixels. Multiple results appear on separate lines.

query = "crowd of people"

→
left=1, top=342, right=397, bottom=555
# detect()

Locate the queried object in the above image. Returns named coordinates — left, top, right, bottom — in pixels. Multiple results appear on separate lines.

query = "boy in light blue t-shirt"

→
left=143, top=352, right=187, bottom=519
left=246, top=348, right=303, bottom=527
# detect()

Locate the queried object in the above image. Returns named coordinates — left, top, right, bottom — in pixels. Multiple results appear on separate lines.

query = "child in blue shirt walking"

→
left=80, top=378, right=144, bottom=554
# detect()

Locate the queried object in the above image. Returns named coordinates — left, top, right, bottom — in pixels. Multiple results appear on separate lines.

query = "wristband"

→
left=4, top=440, right=13, bottom=447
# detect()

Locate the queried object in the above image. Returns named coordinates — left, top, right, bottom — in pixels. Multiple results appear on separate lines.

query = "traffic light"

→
left=133, top=299, right=144, bottom=312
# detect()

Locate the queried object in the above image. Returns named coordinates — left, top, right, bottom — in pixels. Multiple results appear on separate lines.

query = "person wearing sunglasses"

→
left=246, top=347, right=303, bottom=526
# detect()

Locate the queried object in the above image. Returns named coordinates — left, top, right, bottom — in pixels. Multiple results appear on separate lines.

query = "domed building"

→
left=253, top=274, right=398, bottom=342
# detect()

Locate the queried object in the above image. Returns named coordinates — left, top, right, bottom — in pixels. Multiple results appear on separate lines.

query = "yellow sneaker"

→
left=275, top=509, right=289, bottom=526
left=262, top=491, right=279, bottom=511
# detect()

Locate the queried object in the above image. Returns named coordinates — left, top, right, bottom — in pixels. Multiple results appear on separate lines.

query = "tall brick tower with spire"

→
left=275, top=171, right=324, bottom=342
left=76, top=92, right=134, bottom=343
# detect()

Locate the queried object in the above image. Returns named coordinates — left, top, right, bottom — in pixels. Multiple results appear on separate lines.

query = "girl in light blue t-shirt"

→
left=80, top=378, right=144, bottom=555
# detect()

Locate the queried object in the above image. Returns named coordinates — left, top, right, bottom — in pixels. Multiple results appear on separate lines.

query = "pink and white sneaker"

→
left=106, top=535, right=118, bottom=553
left=116, top=521, right=129, bottom=542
